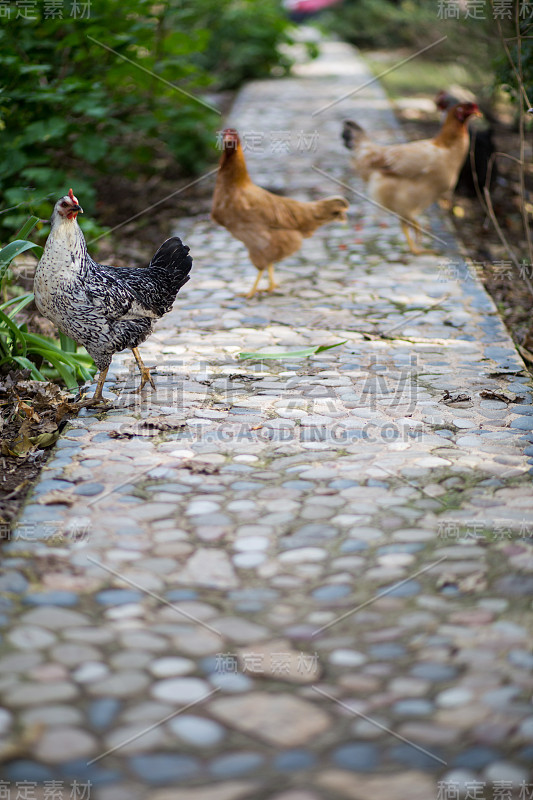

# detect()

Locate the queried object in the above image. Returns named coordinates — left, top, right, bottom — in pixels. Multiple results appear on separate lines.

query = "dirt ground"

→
left=2, top=96, right=532, bottom=535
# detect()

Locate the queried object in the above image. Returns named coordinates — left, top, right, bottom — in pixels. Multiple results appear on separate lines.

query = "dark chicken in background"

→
left=435, top=90, right=496, bottom=198
left=34, top=190, right=193, bottom=406
left=212, top=129, right=349, bottom=298
left=342, top=102, right=481, bottom=254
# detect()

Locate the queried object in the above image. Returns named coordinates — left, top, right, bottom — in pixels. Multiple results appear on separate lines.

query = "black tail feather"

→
left=149, top=236, right=193, bottom=294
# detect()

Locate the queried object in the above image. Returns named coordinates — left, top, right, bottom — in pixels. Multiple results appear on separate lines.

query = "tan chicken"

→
left=342, top=102, right=481, bottom=254
left=212, top=128, right=349, bottom=298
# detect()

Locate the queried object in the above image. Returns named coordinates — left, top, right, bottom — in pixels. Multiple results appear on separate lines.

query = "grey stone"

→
left=169, top=714, right=225, bottom=746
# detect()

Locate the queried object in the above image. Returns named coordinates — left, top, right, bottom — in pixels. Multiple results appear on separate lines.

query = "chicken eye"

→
left=61, top=202, right=68, bottom=207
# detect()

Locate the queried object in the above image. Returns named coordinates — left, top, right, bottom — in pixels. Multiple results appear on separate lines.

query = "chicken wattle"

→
left=34, top=189, right=193, bottom=406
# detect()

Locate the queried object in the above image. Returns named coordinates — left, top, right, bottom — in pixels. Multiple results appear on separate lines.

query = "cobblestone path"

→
left=2, top=41, right=533, bottom=800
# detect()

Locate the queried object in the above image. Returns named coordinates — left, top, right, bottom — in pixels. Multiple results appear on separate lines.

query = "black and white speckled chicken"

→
left=34, top=189, right=193, bottom=406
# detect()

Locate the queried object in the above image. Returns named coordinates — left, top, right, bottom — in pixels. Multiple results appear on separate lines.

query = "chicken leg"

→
left=242, top=264, right=279, bottom=300
left=76, top=367, right=111, bottom=408
left=401, top=222, right=435, bottom=256
left=132, top=347, right=156, bottom=392
left=267, top=264, right=279, bottom=292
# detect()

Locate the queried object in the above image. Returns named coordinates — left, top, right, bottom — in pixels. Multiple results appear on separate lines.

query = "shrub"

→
left=0, top=0, right=295, bottom=239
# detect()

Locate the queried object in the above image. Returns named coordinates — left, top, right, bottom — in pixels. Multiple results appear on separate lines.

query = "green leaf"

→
left=72, top=134, right=108, bottom=163
left=59, top=332, right=78, bottom=353
left=20, top=118, right=68, bottom=146
left=0, top=307, right=27, bottom=356
left=26, top=348, right=77, bottom=390
left=238, top=341, right=347, bottom=360
left=0, top=355, right=46, bottom=381
left=16, top=215, right=40, bottom=240
left=30, top=430, right=61, bottom=449
left=1, top=293, right=34, bottom=318
left=0, top=239, right=40, bottom=288
left=23, top=332, right=72, bottom=355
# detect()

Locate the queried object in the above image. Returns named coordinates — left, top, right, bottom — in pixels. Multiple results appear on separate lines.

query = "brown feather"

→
left=212, top=131, right=349, bottom=272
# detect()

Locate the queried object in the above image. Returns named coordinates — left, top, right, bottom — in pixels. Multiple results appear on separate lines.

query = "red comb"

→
left=68, top=188, right=79, bottom=204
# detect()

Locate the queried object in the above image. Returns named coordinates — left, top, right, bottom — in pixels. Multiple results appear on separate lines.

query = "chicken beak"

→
left=72, top=204, right=83, bottom=213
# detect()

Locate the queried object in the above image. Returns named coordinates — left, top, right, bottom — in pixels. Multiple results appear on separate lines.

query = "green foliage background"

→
left=0, top=0, right=295, bottom=239
left=320, top=0, right=533, bottom=105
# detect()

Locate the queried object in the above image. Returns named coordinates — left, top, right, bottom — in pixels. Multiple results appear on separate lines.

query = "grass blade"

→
left=15, top=216, right=40, bottom=240
left=239, top=340, right=347, bottom=360
left=59, top=331, right=78, bottom=353
left=0, top=240, right=41, bottom=288
left=27, top=348, right=77, bottom=390
left=0, top=355, right=46, bottom=381
left=0, top=307, right=27, bottom=356
left=3, top=294, right=35, bottom=319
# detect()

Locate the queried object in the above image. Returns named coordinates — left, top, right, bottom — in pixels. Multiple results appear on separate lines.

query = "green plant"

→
left=0, top=217, right=96, bottom=390
left=319, top=0, right=438, bottom=50
left=187, top=0, right=296, bottom=90
left=319, top=0, right=494, bottom=71
left=0, top=0, right=297, bottom=240
left=0, top=0, right=216, bottom=238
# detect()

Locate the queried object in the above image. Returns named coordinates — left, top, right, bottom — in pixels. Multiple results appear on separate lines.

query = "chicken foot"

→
left=267, top=264, right=280, bottom=292
left=242, top=265, right=279, bottom=300
left=77, top=346, right=155, bottom=408
left=242, top=269, right=264, bottom=299
left=132, top=347, right=156, bottom=393
left=76, top=367, right=112, bottom=408
left=401, top=222, right=436, bottom=256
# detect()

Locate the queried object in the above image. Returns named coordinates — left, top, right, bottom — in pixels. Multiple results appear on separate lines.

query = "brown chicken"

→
left=342, top=102, right=481, bottom=254
left=212, top=128, right=349, bottom=298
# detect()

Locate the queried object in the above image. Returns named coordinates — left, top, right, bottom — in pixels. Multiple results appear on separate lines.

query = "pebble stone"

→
left=169, top=715, right=225, bottom=747
left=35, top=727, right=97, bottom=763
left=149, top=657, right=195, bottom=677
left=2, top=35, right=533, bottom=800
left=151, top=678, right=211, bottom=704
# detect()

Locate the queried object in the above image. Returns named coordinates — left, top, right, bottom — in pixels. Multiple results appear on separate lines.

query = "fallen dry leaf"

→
left=1, top=374, right=74, bottom=458
left=142, top=415, right=187, bottom=431
left=181, top=460, right=220, bottom=474
left=110, top=426, right=159, bottom=439
left=436, top=571, right=487, bottom=594
left=0, top=722, right=45, bottom=764
left=480, top=390, right=518, bottom=404
left=458, top=572, right=488, bottom=593
left=440, top=390, right=472, bottom=408
left=37, top=490, right=76, bottom=506
left=110, top=416, right=187, bottom=438
left=518, top=344, right=533, bottom=365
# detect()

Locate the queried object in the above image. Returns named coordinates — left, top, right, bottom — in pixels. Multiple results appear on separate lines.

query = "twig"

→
left=493, top=8, right=532, bottom=110
left=514, top=4, right=533, bottom=268
left=481, top=6, right=533, bottom=308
